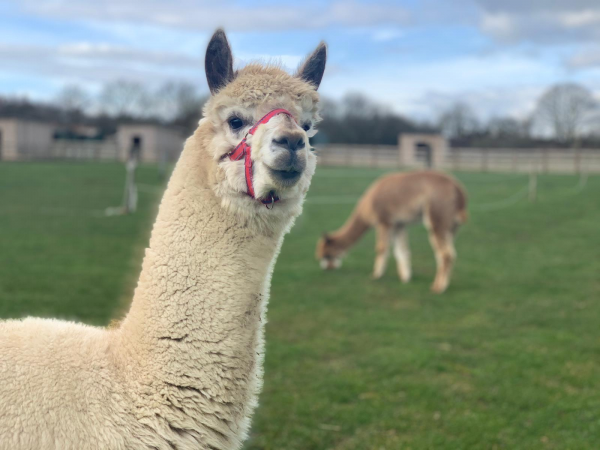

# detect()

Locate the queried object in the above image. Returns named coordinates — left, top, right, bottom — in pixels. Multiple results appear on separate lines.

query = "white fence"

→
left=48, top=139, right=120, bottom=160
left=315, top=145, right=600, bottom=173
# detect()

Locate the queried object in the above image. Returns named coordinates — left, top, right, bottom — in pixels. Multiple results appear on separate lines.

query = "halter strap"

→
left=228, top=108, right=294, bottom=207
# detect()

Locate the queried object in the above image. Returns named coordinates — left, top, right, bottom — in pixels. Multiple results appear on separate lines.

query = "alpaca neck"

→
left=331, top=209, right=370, bottom=251
left=114, top=131, right=289, bottom=437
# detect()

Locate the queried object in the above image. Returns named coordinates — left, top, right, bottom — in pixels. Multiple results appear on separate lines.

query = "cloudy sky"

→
left=2, top=0, right=600, bottom=121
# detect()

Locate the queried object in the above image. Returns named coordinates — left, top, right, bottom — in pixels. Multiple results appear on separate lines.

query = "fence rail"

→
left=49, top=139, right=120, bottom=160
left=315, top=145, right=600, bottom=173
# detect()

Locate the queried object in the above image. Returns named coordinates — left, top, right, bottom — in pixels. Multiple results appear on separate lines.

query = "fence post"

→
left=529, top=171, right=537, bottom=203
left=574, top=148, right=581, bottom=174
left=482, top=148, right=489, bottom=172
left=123, top=157, right=139, bottom=214
left=398, top=144, right=403, bottom=169
left=453, top=148, right=459, bottom=171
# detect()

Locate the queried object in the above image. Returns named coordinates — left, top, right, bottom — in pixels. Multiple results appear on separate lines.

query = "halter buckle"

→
left=264, top=194, right=276, bottom=209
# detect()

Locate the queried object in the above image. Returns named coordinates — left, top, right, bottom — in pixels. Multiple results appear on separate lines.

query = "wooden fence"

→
left=49, top=139, right=120, bottom=160
left=315, top=145, right=600, bottom=174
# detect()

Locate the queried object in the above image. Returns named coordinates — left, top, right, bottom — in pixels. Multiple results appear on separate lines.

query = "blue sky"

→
left=2, top=0, right=600, bottom=121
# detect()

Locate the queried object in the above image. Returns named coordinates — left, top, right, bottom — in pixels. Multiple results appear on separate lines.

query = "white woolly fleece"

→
left=0, top=98, right=315, bottom=449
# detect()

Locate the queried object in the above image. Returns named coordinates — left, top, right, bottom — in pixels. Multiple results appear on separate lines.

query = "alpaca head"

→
left=315, top=234, right=344, bottom=270
left=200, top=29, right=326, bottom=222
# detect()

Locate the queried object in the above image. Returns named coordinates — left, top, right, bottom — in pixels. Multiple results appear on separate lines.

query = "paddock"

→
left=0, top=162, right=598, bottom=449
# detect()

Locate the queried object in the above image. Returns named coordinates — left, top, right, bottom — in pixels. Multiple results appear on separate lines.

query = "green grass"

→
left=1, top=162, right=599, bottom=449
left=0, top=162, right=162, bottom=324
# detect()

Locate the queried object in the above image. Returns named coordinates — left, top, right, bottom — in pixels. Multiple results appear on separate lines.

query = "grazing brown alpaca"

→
left=316, top=171, right=468, bottom=293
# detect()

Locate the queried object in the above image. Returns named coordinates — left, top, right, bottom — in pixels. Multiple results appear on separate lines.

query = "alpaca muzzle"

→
left=228, top=108, right=296, bottom=209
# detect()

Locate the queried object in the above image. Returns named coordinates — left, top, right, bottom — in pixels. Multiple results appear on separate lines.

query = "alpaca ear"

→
left=297, top=42, right=327, bottom=90
left=205, top=28, right=235, bottom=95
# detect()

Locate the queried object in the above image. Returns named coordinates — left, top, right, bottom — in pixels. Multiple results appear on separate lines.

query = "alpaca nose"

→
left=272, top=134, right=305, bottom=152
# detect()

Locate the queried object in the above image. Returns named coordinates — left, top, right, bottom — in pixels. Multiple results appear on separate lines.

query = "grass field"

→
left=1, top=162, right=599, bottom=449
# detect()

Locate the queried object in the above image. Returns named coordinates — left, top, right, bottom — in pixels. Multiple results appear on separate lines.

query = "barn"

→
left=0, top=118, right=185, bottom=163
left=0, top=118, right=55, bottom=161
left=116, top=124, right=185, bottom=163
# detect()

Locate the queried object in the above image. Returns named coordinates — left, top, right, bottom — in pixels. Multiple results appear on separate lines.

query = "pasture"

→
left=0, top=162, right=599, bottom=449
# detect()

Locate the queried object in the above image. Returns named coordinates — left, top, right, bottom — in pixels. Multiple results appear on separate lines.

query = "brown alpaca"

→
left=316, top=171, right=468, bottom=293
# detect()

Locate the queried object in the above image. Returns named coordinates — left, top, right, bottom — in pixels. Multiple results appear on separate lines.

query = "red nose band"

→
left=228, top=108, right=295, bottom=209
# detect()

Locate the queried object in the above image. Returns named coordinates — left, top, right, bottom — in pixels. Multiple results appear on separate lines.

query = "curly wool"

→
left=0, top=64, right=318, bottom=450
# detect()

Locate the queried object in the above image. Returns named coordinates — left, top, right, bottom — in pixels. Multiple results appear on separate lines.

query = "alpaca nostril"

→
left=273, top=137, right=289, bottom=149
left=273, top=135, right=305, bottom=152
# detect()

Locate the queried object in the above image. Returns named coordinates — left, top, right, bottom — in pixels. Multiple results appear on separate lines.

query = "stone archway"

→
left=130, top=135, right=143, bottom=161
left=398, top=133, right=448, bottom=169
left=416, top=142, right=433, bottom=168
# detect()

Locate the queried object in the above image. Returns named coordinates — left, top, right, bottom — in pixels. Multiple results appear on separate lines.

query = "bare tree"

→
left=341, top=92, right=387, bottom=118
left=438, top=102, right=479, bottom=138
left=153, top=81, right=198, bottom=120
left=55, top=84, right=90, bottom=124
left=319, top=97, right=341, bottom=120
left=56, top=84, right=89, bottom=113
left=99, top=80, right=150, bottom=118
left=487, top=116, right=531, bottom=138
left=534, top=83, right=596, bottom=145
left=317, top=93, right=417, bottom=145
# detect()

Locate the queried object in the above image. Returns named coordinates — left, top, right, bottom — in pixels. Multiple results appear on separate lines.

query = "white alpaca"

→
left=0, top=29, right=326, bottom=450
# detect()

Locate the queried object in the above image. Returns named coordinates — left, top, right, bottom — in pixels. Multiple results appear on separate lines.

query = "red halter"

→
left=228, top=108, right=294, bottom=208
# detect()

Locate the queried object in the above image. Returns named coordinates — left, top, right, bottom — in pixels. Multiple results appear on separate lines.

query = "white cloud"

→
left=480, top=12, right=515, bottom=41
left=566, top=48, right=600, bottom=68
left=371, top=29, right=404, bottom=42
left=0, top=42, right=204, bottom=88
left=560, top=9, right=600, bottom=28
left=474, top=1, right=600, bottom=44
left=414, top=86, right=544, bottom=121
left=9, top=0, right=410, bottom=31
left=55, top=43, right=199, bottom=66
left=320, top=51, right=562, bottom=120
left=5, top=0, right=600, bottom=123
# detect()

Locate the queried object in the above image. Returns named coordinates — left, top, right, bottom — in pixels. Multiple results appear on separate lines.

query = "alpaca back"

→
left=358, top=171, right=465, bottom=228
left=0, top=319, right=181, bottom=449
left=0, top=319, right=122, bottom=449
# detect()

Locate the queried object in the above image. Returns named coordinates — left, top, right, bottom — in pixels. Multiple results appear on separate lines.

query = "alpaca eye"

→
left=229, top=117, right=244, bottom=130
left=302, top=123, right=311, bottom=132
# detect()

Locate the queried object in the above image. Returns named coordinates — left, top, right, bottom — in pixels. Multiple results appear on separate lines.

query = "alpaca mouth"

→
left=267, top=166, right=303, bottom=187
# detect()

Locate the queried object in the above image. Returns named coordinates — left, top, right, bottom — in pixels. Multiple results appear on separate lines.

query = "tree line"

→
left=438, top=84, right=600, bottom=149
left=1, top=80, right=598, bottom=148
left=0, top=80, right=208, bottom=138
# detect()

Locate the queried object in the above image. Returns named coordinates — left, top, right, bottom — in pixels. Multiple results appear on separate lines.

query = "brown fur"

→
left=316, top=170, right=468, bottom=293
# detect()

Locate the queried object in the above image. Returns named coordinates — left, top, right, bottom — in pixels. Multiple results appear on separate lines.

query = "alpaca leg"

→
left=393, top=226, right=411, bottom=283
left=372, top=224, right=391, bottom=279
left=428, top=230, right=456, bottom=294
